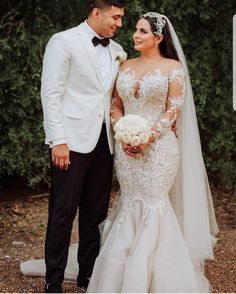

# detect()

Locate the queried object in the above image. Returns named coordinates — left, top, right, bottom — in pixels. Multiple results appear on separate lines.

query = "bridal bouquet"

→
left=114, top=114, right=152, bottom=147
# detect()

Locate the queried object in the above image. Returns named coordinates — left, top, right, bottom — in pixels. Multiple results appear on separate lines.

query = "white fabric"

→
left=51, top=137, right=67, bottom=147
left=162, top=15, right=219, bottom=262
left=87, top=62, right=213, bottom=292
left=20, top=244, right=79, bottom=281
left=41, top=23, right=125, bottom=154
left=80, top=21, right=112, bottom=89
left=50, top=21, right=112, bottom=147
left=88, top=202, right=209, bottom=293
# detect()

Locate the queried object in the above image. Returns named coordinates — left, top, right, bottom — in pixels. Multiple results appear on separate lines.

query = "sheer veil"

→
left=162, top=15, right=219, bottom=264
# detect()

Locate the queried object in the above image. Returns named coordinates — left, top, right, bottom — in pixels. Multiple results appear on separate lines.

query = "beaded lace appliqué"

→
left=113, top=66, right=186, bottom=225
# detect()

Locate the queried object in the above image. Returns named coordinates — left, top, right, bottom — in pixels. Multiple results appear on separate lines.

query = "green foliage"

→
left=0, top=6, right=55, bottom=187
left=0, top=0, right=235, bottom=189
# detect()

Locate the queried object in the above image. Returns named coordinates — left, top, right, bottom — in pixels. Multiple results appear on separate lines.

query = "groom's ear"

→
left=91, top=8, right=101, bottom=19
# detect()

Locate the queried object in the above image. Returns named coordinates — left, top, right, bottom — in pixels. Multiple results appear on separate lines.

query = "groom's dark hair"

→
left=88, top=0, right=126, bottom=14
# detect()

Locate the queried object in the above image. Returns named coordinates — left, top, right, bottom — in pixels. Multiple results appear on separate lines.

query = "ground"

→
left=0, top=183, right=235, bottom=293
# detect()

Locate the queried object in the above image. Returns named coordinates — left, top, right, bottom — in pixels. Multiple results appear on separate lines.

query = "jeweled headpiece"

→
left=141, top=12, right=166, bottom=36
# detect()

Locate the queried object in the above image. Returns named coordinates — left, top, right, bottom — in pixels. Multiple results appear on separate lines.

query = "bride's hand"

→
left=122, top=143, right=142, bottom=158
left=122, top=140, right=152, bottom=157
left=138, top=142, right=149, bottom=152
left=138, top=135, right=155, bottom=152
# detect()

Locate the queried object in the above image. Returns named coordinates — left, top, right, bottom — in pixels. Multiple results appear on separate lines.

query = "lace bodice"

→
left=111, top=63, right=186, bottom=224
left=112, top=65, right=186, bottom=138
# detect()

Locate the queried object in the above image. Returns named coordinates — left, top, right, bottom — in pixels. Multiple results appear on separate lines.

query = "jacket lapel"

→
left=106, top=42, right=119, bottom=92
left=76, top=25, right=105, bottom=91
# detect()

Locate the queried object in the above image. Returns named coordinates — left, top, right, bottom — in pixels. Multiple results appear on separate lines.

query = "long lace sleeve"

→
left=111, top=87, right=124, bottom=128
left=153, top=66, right=186, bottom=138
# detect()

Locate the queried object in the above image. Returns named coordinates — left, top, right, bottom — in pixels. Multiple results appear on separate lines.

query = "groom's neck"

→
left=87, top=19, right=105, bottom=38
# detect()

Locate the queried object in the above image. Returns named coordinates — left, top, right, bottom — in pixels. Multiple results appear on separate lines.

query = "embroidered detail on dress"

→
left=117, top=197, right=168, bottom=228
left=113, top=65, right=185, bottom=229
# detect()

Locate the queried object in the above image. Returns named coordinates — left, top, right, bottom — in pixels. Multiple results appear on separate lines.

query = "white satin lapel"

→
left=106, top=43, right=119, bottom=92
left=76, top=26, right=105, bottom=91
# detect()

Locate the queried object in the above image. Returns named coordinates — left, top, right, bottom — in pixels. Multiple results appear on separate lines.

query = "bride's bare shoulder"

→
left=164, top=58, right=182, bottom=69
left=160, top=58, right=183, bottom=74
left=120, top=58, right=139, bottom=71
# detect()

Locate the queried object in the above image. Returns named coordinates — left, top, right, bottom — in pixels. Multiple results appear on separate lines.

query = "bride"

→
left=21, top=12, right=219, bottom=293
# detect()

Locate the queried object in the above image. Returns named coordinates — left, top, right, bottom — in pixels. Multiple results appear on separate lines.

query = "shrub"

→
left=0, top=0, right=235, bottom=189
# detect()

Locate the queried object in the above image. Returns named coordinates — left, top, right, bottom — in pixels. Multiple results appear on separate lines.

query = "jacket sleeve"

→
left=41, top=34, right=70, bottom=143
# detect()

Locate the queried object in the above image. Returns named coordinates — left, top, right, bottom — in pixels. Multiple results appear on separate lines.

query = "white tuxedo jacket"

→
left=41, top=24, right=125, bottom=154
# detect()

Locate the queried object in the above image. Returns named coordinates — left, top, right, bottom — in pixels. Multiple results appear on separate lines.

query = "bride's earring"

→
left=154, top=43, right=158, bottom=47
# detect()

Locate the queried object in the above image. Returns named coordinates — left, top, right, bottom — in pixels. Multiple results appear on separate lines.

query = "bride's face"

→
left=133, top=18, right=157, bottom=52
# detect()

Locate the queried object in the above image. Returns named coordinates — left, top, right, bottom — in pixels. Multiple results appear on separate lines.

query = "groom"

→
left=41, top=0, right=126, bottom=292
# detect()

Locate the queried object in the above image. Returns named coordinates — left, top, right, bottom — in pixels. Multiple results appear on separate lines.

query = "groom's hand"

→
left=171, top=121, right=178, bottom=137
left=52, top=144, right=70, bottom=170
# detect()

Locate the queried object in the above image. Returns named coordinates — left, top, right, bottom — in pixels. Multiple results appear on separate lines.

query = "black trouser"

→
left=45, top=124, right=113, bottom=284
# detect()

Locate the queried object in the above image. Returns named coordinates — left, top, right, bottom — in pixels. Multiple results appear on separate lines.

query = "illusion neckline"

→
left=119, top=66, right=171, bottom=83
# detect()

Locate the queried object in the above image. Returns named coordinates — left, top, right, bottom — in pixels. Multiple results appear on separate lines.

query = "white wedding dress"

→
left=87, top=66, right=210, bottom=293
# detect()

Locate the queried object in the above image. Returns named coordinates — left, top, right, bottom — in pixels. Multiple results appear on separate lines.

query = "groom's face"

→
left=94, top=6, right=124, bottom=38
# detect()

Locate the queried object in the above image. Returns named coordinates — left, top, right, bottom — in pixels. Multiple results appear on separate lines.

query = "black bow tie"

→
left=92, top=36, right=110, bottom=47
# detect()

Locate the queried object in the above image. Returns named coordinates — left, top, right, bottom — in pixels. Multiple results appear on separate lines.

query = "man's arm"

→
left=41, top=34, right=71, bottom=170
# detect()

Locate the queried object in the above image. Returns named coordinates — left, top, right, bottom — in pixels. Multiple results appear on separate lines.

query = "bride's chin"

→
left=134, top=45, right=142, bottom=52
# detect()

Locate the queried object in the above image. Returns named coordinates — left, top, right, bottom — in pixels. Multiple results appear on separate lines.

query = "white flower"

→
left=115, top=51, right=127, bottom=63
left=114, top=132, right=122, bottom=142
left=121, top=132, right=132, bottom=144
left=139, top=132, right=149, bottom=144
left=114, top=114, right=151, bottom=147
left=130, top=136, right=141, bottom=147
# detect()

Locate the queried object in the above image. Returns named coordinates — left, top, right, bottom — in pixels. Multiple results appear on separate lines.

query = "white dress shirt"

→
left=52, top=21, right=112, bottom=147
left=82, top=21, right=112, bottom=89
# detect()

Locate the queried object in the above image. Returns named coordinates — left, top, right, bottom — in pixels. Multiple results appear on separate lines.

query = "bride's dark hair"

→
left=142, top=16, right=179, bottom=61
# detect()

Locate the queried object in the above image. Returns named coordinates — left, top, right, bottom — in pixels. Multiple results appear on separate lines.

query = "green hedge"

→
left=0, top=0, right=235, bottom=189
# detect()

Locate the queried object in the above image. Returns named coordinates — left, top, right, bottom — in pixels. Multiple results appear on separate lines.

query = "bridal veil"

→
left=163, top=15, right=219, bottom=264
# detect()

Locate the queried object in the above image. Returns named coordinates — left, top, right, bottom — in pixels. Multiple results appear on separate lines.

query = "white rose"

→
left=129, top=127, right=138, bottom=136
left=139, top=132, right=149, bottom=144
left=130, top=136, right=141, bottom=147
left=115, top=51, right=127, bottom=63
left=121, top=132, right=132, bottom=144
left=114, top=132, right=122, bottom=142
